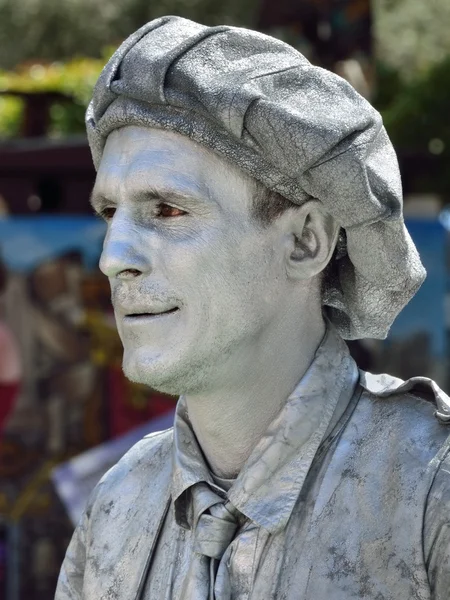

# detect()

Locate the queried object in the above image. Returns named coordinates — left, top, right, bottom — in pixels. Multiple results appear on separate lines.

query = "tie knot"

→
left=194, top=500, right=239, bottom=560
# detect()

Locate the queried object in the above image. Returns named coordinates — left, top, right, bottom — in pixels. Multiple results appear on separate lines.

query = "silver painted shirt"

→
left=55, top=326, right=450, bottom=600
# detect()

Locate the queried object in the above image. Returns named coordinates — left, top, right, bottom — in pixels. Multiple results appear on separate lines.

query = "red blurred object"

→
left=0, top=380, right=20, bottom=431
left=107, top=365, right=175, bottom=438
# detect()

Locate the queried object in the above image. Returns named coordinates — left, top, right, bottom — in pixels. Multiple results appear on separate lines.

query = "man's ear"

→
left=282, top=200, right=340, bottom=280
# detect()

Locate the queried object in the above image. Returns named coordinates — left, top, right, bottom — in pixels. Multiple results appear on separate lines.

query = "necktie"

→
left=180, top=483, right=240, bottom=600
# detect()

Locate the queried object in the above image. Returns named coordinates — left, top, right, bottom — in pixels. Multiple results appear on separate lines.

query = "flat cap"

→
left=86, top=15, right=426, bottom=340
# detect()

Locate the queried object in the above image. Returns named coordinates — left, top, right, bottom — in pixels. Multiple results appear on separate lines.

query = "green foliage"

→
left=0, top=57, right=106, bottom=102
left=375, top=56, right=450, bottom=195
left=373, top=0, right=450, bottom=79
left=381, top=56, right=450, bottom=152
left=0, top=0, right=120, bottom=69
left=0, top=0, right=258, bottom=69
left=372, top=62, right=403, bottom=113
left=0, top=0, right=259, bottom=139
left=0, top=95, right=23, bottom=137
left=0, top=57, right=106, bottom=137
left=0, top=0, right=448, bottom=78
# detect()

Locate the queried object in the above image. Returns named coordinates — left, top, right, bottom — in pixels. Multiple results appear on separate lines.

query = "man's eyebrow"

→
left=89, top=187, right=205, bottom=209
left=136, top=187, right=203, bottom=205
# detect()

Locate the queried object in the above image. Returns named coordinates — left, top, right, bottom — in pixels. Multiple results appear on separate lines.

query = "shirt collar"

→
left=171, top=324, right=359, bottom=533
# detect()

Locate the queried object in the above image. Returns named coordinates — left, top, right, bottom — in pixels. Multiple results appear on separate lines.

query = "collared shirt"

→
left=143, top=325, right=359, bottom=599
left=55, top=326, right=450, bottom=600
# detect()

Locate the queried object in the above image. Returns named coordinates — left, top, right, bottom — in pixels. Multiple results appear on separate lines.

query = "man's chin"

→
left=121, top=350, right=186, bottom=396
left=122, top=356, right=172, bottom=393
left=122, top=348, right=212, bottom=396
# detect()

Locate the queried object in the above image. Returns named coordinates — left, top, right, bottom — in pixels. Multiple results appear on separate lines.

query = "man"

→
left=56, top=16, right=450, bottom=600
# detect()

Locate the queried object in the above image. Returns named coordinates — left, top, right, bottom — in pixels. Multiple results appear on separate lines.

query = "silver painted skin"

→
left=90, top=125, right=336, bottom=479
left=55, top=326, right=450, bottom=599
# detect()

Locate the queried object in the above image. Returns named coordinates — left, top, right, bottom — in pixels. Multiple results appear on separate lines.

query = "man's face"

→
left=92, top=126, right=291, bottom=395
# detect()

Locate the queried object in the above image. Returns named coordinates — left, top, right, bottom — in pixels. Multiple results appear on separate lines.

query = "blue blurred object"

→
left=366, top=216, right=449, bottom=390
left=0, top=216, right=106, bottom=272
left=51, top=410, right=175, bottom=526
left=389, top=219, right=447, bottom=358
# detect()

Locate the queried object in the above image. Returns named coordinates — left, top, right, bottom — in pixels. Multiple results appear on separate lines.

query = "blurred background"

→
left=0, top=1, right=449, bottom=598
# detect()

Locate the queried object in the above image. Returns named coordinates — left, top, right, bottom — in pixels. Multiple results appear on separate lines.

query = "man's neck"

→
left=185, top=313, right=326, bottom=479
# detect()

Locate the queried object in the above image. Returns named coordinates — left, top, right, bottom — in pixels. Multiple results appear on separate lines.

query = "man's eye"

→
left=98, top=207, right=116, bottom=221
left=156, top=203, right=187, bottom=218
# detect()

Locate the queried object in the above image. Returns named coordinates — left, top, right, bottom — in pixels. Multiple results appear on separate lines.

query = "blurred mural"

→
left=0, top=218, right=175, bottom=600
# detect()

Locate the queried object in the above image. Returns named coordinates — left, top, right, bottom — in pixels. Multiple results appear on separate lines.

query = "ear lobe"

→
left=285, top=200, right=339, bottom=280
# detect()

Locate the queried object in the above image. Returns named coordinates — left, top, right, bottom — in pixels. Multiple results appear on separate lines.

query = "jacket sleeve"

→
left=53, top=430, right=172, bottom=600
left=424, top=448, right=450, bottom=599
left=54, top=477, right=104, bottom=600
left=54, top=504, right=90, bottom=600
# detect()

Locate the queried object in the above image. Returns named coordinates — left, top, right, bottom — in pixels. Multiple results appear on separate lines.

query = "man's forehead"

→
left=93, top=125, right=252, bottom=207
left=100, top=126, right=203, bottom=166
left=95, top=127, right=209, bottom=195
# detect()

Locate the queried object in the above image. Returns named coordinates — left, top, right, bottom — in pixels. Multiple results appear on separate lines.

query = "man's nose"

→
left=99, top=216, right=151, bottom=279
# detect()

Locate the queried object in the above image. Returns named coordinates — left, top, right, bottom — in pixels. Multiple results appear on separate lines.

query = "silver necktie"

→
left=180, top=483, right=240, bottom=600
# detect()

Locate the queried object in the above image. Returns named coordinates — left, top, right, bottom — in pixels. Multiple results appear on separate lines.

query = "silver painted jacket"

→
left=55, top=329, right=450, bottom=600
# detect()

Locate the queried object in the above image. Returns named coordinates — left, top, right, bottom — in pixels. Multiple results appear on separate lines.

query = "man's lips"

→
left=123, top=307, right=180, bottom=320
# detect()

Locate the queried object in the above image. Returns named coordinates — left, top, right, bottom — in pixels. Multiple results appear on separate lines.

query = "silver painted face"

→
left=92, top=126, right=291, bottom=395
